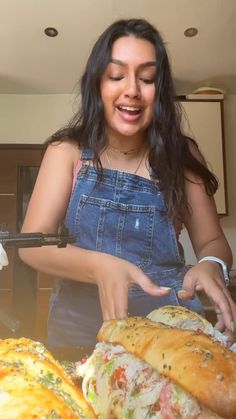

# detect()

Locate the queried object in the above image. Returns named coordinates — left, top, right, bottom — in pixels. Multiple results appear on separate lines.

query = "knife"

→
left=0, top=231, right=76, bottom=248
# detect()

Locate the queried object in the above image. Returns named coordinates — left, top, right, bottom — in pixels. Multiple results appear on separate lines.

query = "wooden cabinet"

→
left=180, top=100, right=227, bottom=215
left=0, top=146, right=43, bottom=339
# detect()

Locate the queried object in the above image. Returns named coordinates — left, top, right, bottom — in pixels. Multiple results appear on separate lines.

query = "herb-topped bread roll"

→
left=147, top=305, right=232, bottom=347
left=0, top=337, right=96, bottom=418
left=147, top=305, right=214, bottom=333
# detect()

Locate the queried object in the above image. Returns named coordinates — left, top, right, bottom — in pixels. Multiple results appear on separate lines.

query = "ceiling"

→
left=1, top=0, right=236, bottom=95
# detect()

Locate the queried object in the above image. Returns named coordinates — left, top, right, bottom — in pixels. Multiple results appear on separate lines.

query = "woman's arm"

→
left=181, top=171, right=236, bottom=343
left=183, top=174, right=232, bottom=265
left=19, top=141, right=109, bottom=284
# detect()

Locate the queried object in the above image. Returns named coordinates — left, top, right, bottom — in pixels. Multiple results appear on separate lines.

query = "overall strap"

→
left=80, top=149, right=94, bottom=160
left=72, top=149, right=94, bottom=189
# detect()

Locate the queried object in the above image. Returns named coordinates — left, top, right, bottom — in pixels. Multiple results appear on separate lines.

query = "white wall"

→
left=0, top=93, right=235, bottom=266
left=180, top=95, right=236, bottom=268
left=218, top=95, right=236, bottom=267
left=0, top=94, right=76, bottom=143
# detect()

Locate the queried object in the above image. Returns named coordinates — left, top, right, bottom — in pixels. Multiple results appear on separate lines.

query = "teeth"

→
left=119, top=106, right=140, bottom=112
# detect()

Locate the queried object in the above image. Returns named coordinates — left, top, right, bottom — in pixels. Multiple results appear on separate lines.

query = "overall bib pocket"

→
left=75, top=195, right=155, bottom=268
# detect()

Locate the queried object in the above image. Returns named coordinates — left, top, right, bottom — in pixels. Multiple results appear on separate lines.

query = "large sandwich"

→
left=77, top=306, right=236, bottom=418
left=0, top=337, right=96, bottom=418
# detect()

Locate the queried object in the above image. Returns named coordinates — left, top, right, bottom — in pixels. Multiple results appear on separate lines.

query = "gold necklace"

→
left=108, top=144, right=141, bottom=155
left=105, top=147, right=146, bottom=175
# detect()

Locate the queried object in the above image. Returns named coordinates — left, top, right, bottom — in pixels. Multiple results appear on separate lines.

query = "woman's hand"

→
left=92, top=252, right=171, bottom=321
left=179, top=262, right=236, bottom=345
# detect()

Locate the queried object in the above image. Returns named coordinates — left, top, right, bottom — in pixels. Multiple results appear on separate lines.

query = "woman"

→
left=19, top=19, right=236, bottom=347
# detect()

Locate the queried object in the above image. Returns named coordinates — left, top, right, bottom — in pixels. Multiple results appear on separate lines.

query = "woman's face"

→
left=100, top=35, right=157, bottom=141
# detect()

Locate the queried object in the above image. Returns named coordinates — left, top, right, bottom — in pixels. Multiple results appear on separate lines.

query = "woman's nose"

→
left=124, top=77, right=141, bottom=99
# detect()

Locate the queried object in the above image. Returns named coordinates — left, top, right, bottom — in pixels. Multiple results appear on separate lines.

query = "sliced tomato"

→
left=150, top=401, right=161, bottom=412
left=103, top=355, right=109, bottom=362
left=113, top=366, right=127, bottom=383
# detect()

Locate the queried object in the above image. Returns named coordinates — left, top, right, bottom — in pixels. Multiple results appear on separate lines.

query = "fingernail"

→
left=159, top=287, right=172, bottom=293
left=177, top=289, right=187, bottom=296
left=178, top=290, right=194, bottom=300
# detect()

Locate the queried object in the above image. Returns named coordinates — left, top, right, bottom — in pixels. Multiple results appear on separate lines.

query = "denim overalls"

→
left=48, top=149, right=203, bottom=347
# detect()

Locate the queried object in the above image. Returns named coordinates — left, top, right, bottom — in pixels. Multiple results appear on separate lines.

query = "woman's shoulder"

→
left=46, top=137, right=82, bottom=170
left=47, top=136, right=81, bottom=153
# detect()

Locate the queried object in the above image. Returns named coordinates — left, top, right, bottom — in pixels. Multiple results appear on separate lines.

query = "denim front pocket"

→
left=75, top=195, right=155, bottom=268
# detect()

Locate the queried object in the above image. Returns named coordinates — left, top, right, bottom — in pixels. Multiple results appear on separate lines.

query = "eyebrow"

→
left=109, top=58, right=157, bottom=68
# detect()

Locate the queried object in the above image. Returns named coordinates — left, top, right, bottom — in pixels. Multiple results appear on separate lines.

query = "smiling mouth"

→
left=117, top=105, right=141, bottom=115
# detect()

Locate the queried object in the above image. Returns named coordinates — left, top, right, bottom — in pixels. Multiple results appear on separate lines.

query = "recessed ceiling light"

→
left=44, top=27, right=58, bottom=37
left=184, top=27, right=198, bottom=37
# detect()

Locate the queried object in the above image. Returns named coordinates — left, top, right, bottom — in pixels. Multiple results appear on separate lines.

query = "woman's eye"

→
left=109, top=76, right=123, bottom=81
left=140, top=78, right=155, bottom=84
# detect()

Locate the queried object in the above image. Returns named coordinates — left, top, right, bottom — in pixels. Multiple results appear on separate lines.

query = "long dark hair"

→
left=49, top=18, right=218, bottom=217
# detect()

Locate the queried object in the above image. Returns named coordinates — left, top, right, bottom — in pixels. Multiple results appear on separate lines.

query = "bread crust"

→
left=98, top=317, right=236, bottom=418
left=0, top=337, right=96, bottom=418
